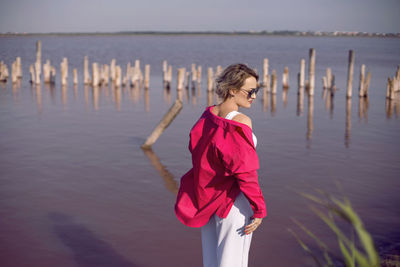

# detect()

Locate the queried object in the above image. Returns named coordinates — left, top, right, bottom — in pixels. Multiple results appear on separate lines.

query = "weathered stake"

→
left=271, top=70, right=277, bottom=94
left=359, top=64, right=365, bottom=97
left=308, top=48, right=316, bottom=95
left=142, top=99, right=183, bottom=149
left=207, top=67, right=214, bottom=91
left=144, top=64, right=150, bottom=89
left=346, top=50, right=355, bottom=98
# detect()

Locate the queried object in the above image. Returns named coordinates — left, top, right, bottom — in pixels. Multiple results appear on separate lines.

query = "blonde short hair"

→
left=215, top=63, right=258, bottom=100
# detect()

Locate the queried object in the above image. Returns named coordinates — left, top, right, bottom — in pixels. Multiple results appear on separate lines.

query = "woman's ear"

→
left=228, top=88, right=236, bottom=97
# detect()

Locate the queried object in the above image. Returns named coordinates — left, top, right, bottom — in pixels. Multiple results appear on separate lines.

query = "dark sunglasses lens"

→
left=249, top=88, right=259, bottom=97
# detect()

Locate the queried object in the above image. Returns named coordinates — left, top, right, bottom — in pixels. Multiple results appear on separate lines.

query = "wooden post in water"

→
left=60, top=57, right=68, bottom=86
left=11, top=61, right=17, bottom=84
left=395, top=66, right=400, bottom=92
left=16, top=57, right=22, bottom=79
left=0, top=62, right=9, bottom=82
left=103, top=64, right=109, bottom=85
left=271, top=70, right=277, bottom=94
left=282, top=66, right=289, bottom=88
left=308, top=48, right=315, bottom=96
left=144, top=64, right=150, bottom=89
left=92, top=63, right=99, bottom=87
left=110, top=59, right=116, bottom=82
left=142, top=99, right=183, bottom=149
left=29, top=64, right=35, bottom=84
left=35, top=41, right=41, bottom=84
left=162, top=60, right=168, bottom=87
left=177, top=68, right=185, bottom=91
left=322, top=77, right=328, bottom=89
left=216, top=65, right=222, bottom=77
left=263, top=58, right=269, bottom=88
left=115, top=66, right=122, bottom=87
left=207, top=67, right=214, bottom=91
left=359, top=64, right=365, bottom=97
left=191, top=64, right=197, bottom=84
left=34, top=61, right=41, bottom=85
left=197, top=65, right=202, bottom=84
left=346, top=50, right=355, bottom=98
left=84, top=56, right=90, bottom=85
left=364, top=71, right=371, bottom=97
left=43, top=60, right=51, bottom=83
left=326, top=68, right=332, bottom=90
left=166, top=65, right=172, bottom=89
left=299, top=59, right=305, bottom=90
left=50, top=66, right=56, bottom=84
left=184, top=71, right=190, bottom=90
left=73, top=68, right=78, bottom=85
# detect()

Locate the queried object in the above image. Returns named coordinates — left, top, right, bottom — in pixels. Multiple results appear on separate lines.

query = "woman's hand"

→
left=244, top=217, right=262, bottom=235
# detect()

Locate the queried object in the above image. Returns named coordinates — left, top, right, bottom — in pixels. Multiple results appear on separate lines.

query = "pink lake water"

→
left=0, top=35, right=400, bottom=266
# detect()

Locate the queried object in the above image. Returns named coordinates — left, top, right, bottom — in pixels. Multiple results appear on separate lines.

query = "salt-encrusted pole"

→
left=142, top=99, right=183, bottom=149
left=73, top=68, right=78, bottom=85
left=84, top=56, right=91, bottom=85
left=35, top=41, right=41, bottom=84
left=191, top=64, right=197, bottom=85
left=364, top=71, right=371, bottom=97
left=326, top=68, right=332, bottom=90
left=263, top=58, right=269, bottom=90
left=43, top=60, right=51, bottom=83
left=11, top=60, right=18, bottom=84
left=299, top=59, right=305, bottom=90
left=207, top=67, right=214, bottom=91
left=144, top=64, right=150, bottom=89
left=114, top=66, right=121, bottom=87
left=29, top=64, right=35, bottom=84
left=50, top=66, right=56, bottom=84
left=308, top=48, right=316, bottom=96
left=359, top=64, right=365, bottom=97
left=346, top=50, right=355, bottom=98
left=103, top=64, right=109, bottom=85
left=0, top=62, right=9, bottom=82
left=282, top=66, right=289, bottom=88
left=92, top=63, right=99, bottom=87
left=60, top=57, right=68, bottom=86
left=110, top=59, right=116, bottom=82
left=271, top=70, right=277, bottom=94
left=177, top=68, right=185, bottom=91
left=16, top=57, right=22, bottom=79
left=197, top=65, right=202, bottom=84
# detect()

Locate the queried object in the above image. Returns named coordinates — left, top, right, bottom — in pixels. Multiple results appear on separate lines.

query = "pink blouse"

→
left=174, top=105, right=267, bottom=227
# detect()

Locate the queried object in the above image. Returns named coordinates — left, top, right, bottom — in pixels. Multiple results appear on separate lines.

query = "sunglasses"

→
left=240, top=87, right=260, bottom=98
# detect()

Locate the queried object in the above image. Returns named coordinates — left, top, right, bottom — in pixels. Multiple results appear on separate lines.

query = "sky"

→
left=0, top=0, right=399, bottom=33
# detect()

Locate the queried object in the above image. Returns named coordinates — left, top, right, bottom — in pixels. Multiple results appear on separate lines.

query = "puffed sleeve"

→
left=217, top=126, right=267, bottom=218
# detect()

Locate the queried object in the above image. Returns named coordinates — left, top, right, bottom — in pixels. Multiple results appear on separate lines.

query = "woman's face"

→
left=231, top=76, right=258, bottom=108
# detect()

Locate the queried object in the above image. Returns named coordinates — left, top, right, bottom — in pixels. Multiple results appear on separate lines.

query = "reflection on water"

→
left=386, top=96, right=400, bottom=119
left=61, top=85, right=67, bottom=109
left=141, top=148, right=178, bottom=195
left=307, top=95, right=314, bottom=142
left=297, top=87, right=304, bottom=116
left=358, top=96, right=369, bottom=122
left=270, top=93, right=277, bottom=116
left=345, top=98, right=352, bottom=148
left=282, top=87, right=289, bottom=108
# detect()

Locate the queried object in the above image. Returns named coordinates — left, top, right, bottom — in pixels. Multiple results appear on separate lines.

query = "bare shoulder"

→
left=232, top=113, right=252, bottom=129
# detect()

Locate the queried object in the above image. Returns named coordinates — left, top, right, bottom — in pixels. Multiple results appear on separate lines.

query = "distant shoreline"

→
left=1, top=31, right=399, bottom=38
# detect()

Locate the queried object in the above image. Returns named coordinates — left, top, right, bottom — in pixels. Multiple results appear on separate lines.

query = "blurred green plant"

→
left=288, top=189, right=382, bottom=267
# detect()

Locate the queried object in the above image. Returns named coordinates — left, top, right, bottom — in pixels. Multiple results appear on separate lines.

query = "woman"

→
left=175, top=63, right=267, bottom=267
